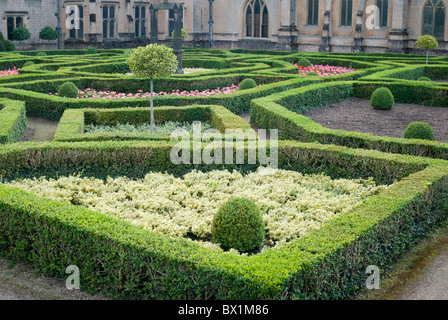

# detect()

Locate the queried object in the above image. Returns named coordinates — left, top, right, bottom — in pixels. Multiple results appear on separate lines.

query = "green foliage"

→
left=12, top=26, right=31, bottom=41
left=306, top=71, right=319, bottom=77
left=23, top=62, right=35, bottom=67
left=0, top=139, right=446, bottom=300
left=239, top=78, right=257, bottom=90
left=370, top=87, right=394, bottom=110
left=86, top=47, right=97, bottom=55
left=39, top=26, right=58, bottom=41
left=418, top=76, right=432, bottom=82
left=3, top=40, right=16, bottom=51
left=404, top=122, right=435, bottom=141
left=85, top=121, right=213, bottom=134
left=126, top=44, right=178, bottom=79
left=416, top=35, right=439, bottom=64
left=36, top=52, right=47, bottom=57
left=58, top=82, right=79, bottom=98
left=211, top=198, right=265, bottom=253
left=0, top=32, right=6, bottom=52
left=54, top=105, right=252, bottom=142
left=171, top=28, right=188, bottom=40
left=356, top=51, right=367, bottom=56
left=0, top=98, right=27, bottom=143
left=416, top=35, right=438, bottom=51
left=297, top=58, right=312, bottom=67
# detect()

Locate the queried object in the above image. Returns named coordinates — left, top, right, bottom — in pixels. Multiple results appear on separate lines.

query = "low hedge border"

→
left=0, top=77, right=319, bottom=120
left=250, top=81, right=448, bottom=159
left=53, top=105, right=253, bottom=142
left=0, top=140, right=446, bottom=300
left=0, top=98, right=27, bottom=144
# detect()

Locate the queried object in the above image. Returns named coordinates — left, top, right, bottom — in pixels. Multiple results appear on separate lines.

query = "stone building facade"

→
left=0, top=0, right=447, bottom=54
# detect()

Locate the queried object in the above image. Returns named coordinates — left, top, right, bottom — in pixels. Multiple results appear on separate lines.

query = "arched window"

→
left=103, top=6, right=116, bottom=39
left=245, top=0, right=269, bottom=38
left=422, top=0, right=446, bottom=38
left=308, top=0, right=319, bottom=26
left=377, top=0, right=388, bottom=27
left=135, top=6, right=147, bottom=38
left=340, top=0, right=353, bottom=26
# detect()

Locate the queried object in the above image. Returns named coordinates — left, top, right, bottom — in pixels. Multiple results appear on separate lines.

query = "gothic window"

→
left=340, top=0, right=353, bottom=26
left=422, top=0, right=446, bottom=38
left=135, top=6, right=147, bottom=38
left=377, top=0, right=388, bottom=27
left=308, top=0, right=319, bottom=26
left=68, top=5, right=84, bottom=39
left=6, top=15, right=26, bottom=40
left=245, top=0, right=269, bottom=38
left=103, top=6, right=116, bottom=39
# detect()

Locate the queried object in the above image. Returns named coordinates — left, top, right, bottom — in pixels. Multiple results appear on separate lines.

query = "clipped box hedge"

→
left=0, top=140, right=447, bottom=300
left=54, top=105, right=253, bottom=142
left=0, top=98, right=27, bottom=144
left=250, top=81, right=448, bottom=160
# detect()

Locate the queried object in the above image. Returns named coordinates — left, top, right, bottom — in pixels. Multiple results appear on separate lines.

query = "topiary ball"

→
left=297, top=58, right=312, bottom=67
left=58, top=82, right=79, bottom=98
left=306, top=71, right=319, bottom=77
left=238, top=78, right=257, bottom=91
left=370, top=87, right=394, bottom=110
left=86, top=47, right=97, bottom=55
left=23, top=61, right=35, bottom=67
left=418, top=77, right=432, bottom=82
left=212, top=198, right=265, bottom=253
left=36, top=52, right=47, bottom=57
left=404, top=122, right=434, bottom=141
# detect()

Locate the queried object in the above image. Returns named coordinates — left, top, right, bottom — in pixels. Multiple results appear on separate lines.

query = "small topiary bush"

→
left=418, top=76, right=432, bottom=82
left=307, top=71, right=319, bottom=77
left=211, top=198, right=265, bottom=253
left=36, top=52, right=47, bottom=57
left=86, top=47, right=97, bottom=55
left=404, top=122, right=435, bottom=141
left=356, top=51, right=367, bottom=56
left=370, top=87, right=394, bottom=110
left=297, top=58, right=312, bottom=67
left=12, top=26, right=31, bottom=41
left=23, top=61, right=35, bottom=67
left=58, top=82, right=79, bottom=98
left=4, top=40, right=15, bottom=51
left=39, top=26, right=58, bottom=41
left=238, top=78, right=257, bottom=91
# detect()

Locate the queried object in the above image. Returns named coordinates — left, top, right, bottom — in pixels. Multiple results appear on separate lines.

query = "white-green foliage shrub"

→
left=7, top=167, right=386, bottom=252
left=84, top=121, right=213, bottom=134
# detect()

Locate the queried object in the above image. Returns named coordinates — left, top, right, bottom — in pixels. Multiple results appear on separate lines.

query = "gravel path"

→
left=0, top=258, right=105, bottom=300
left=20, top=116, right=59, bottom=142
left=394, top=240, right=448, bottom=300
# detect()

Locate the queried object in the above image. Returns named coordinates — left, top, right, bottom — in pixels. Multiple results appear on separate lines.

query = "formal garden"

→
left=0, top=40, right=448, bottom=300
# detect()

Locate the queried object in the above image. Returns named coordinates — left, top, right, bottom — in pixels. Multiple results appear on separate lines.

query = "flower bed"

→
left=0, top=67, right=19, bottom=77
left=293, top=64, right=357, bottom=76
left=49, top=85, right=240, bottom=99
left=6, top=167, right=385, bottom=251
left=85, top=121, right=213, bottom=134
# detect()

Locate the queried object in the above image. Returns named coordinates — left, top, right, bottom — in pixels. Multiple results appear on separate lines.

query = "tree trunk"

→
left=426, top=50, right=429, bottom=65
left=150, top=78, right=154, bottom=134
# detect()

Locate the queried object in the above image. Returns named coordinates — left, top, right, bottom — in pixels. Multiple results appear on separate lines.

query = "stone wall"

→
left=0, top=0, right=447, bottom=55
